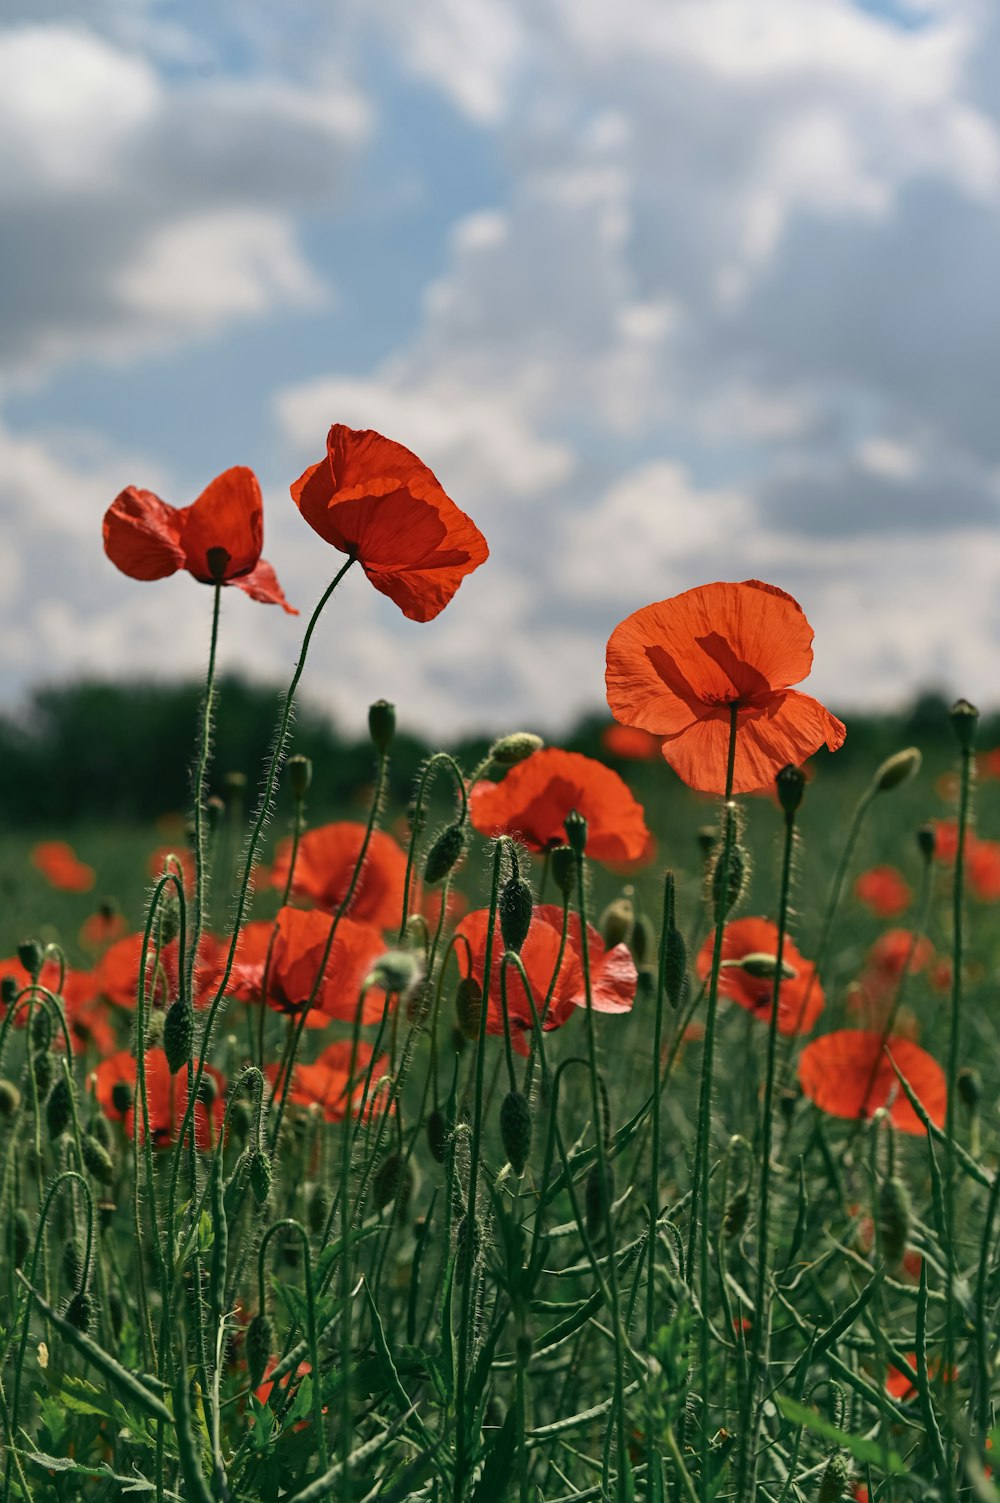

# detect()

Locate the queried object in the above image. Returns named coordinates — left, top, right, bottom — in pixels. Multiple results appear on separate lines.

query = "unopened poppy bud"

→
left=89, top=1112, right=112, bottom=1150
left=163, top=1000, right=194, bottom=1074
left=367, top=949, right=423, bottom=996
left=156, top=888, right=181, bottom=946
left=549, top=845, right=577, bottom=897
left=368, top=699, right=396, bottom=753
left=727, top=952, right=797, bottom=982
left=62, top=1238, right=82, bottom=1290
left=958, top=1067, right=981, bottom=1111
left=427, top=1107, right=448, bottom=1163
left=46, top=1076, right=73, bottom=1141
left=455, top=977, right=483, bottom=1040
left=710, top=838, right=748, bottom=921
left=600, top=898, right=634, bottom=950
left=12, top=1208, right=30, bottom=1269
left=33, top=1051, right=54, bottom=1098
left=950, top=698, right=980, bottom=752
left=872, top=747, right=922, bottom=795
left=697, top=826, right=717, bottom=860
left=489, top=732, right=544, bottom=767
left=455, top=1214, right=481, bottom=1284
left=373, top=1152, right=412, bottom=1216
left=64, top=1290, right=93, bottom=1335
left=31, top=1008, right=53, bottom=1052
left=1, top=975, right=18, bottom=1009
left=585, top=1162, right=613, bottom=1241
left=564, top=810, right=588, bottom=857
left=500, top=1090, right=532, bottom=1175
left=306, top=1182, right=329, bottom=1236
left=724, top=1189, right=749, bottom=1238
left=206, top=795, right=225, bottom=833
left=877, top=1175, right=911, bottom=1270
left=775, top=764, right=806, bottom=816
left=248, top=1149, right=272, bottom=1208
left=82, top=1135, right=114, bottom=1185
left=664, top=926, right=688, bottom=1011
left=111, top=1079, right=133, bottom=1115
left=817, top=1452, right=851, bottom=1502
left=631, top=913, right=654, bottom=965
left=246, top=1313, right=272, bottom=1389
left=916, top=823, right=936, bottom=862
left=0, top=1081, right=20, bottom=1118
left=424, top=822, right=466, bottom=883
left=224, top=770, right=247, bottom=796
left=287, top=754, right=312, bottom=801
left=499, top=866, right=533, bottom=954
left=17, top=939, right=44, bottom=980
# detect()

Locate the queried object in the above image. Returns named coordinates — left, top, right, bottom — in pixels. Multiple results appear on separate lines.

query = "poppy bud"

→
left=455, top=977, right=483, bottom=1041
left=33, top=1051, right=54, bottom=1098
left=564, top=810, right=588, bottom=857
left=98, top=1200, right=116, bottom=1233
left=12, top=1208, right=30, bottom=1269
left=111, top=1079, right=133, bottom=1116
left=500, top=1091, right=532, bottom=1175
left=406, top=978, right=433, bottom=1028
left=206, top=795, right=225, bottom=833
left=82, top=1135, right=115, bottom=1185
left=156, top=888, right=181, bottom=946
left=916, top=823, right=936, bottom=862
left=489, top=732, right=544, bottom=767
left=664, top=926, right=688, bottom=1011
left=585, top=1162, right=613, bottom=1241
left=600, top=898, right=634, bottom=950
left=224, top=770, right=247, bottom=796
left=499, top=865, right=533, bottom=954
left=710, top=837, right=748, bottom=921
left=724, top=1189, right=749, bottom=1238
left=1, top=975, right=18, bottom=1009
left=17, top=939, right=44, bottom=981
left=31, top=1008, right=53, bottom=1052
left=549, top=845, right=577, bottom=897
left=876, top=1175, right=911, bottom=1271
left=46, top=1076, right=73, bottom=1141
left=958, top=1067, right=981, bottom=1111
left=727, top=952, right=797, bottom=983
left=145, top=1010, right=165, bottom=1047
left=871, top=747, right=922, bottom=795
left=950, top=698, right=980, bottom=752
left=775, top=764, right=806, bottom=816
left=287, top=754, right=313, bottom=801
left=64, top=1290, right=93, bottom=1335
left=631, top=912, right=654, bottom=966
left=373, top=1152, right=411, bottom=1214
left=455, top=1214, right=481, bottom=1284
left=367, top=949, right=423, bottom=997
left=424, top=822, right=466, bottom=883
left=248, top=1150, right=272, bottom=1208
left=230, top=1101, right=252, bottom=1138
left=307, top=1182, right=329, bottom=1236
left=427, top=1107, right=448, bottom=1163
left=89, top=1112, right=113, bottom=1150
left=246, top=1312, right=272, bottom=1389
left=368, top=699, right=396, bottom=753
left=697, top=827, right=717, bottom=860
left=817, top=1452, right=851, bottom=1502
left=163, top=1000, right=194, bottom=1075
left=0, top=1080, right=20, bottom=1118
left=62, top=1238, right=82, bottom=1290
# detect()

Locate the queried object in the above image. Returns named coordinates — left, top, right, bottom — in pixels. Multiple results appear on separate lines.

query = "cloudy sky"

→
left=4, top=0, right=1000, bottom=739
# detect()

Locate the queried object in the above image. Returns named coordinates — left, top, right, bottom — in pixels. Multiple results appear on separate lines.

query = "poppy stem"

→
left=184, top=582, right=222, bottom=1013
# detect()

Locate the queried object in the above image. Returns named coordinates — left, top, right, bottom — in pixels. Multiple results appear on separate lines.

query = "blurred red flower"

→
left=861, top=929, right=934, bottom=1003
left=95, top=932, right=223, bottom=1011
left=290, top=425, right=488, bottom=621
left=854, top=865, right=911, bottom=919
left=269, top=1039, right=391, bottom=1122
left=932, top=820, right=1000, bottom=900
left=104, top=467, right=295, bottom=611
left=93, top=1048, right=225, bottom=1148
left=79, top=905, right=128, bottom=953
left=601, top=724, right=662, bottom=761
left=31, top=840, right=95, bottom=893
left=695, top=917, right=824, bottom=1036
left=455, top=903, right=637, bottom=1054
left=469, top=748, right=652, bottom=867
left=605, top=580, right=845, bottom=794
left=798, top=1030, right=945, bottom=1136
left=270, top=823, right=408, bottom=931
left=228, top=908, right=387, bottom=1026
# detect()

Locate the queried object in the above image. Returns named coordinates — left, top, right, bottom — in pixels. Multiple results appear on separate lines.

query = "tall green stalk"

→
left=184, top=581, right=221, bottom=1009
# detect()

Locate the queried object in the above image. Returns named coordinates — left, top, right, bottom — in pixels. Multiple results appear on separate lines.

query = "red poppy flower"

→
left=469, top=748, right=652, bottom=867
left=695, top=917, right=824, bottom=1036
left=0, top=953, right=62, bottom=1012
left=601, top=724, right=662, bottom=761
left=270, top=823, right=408, bottom=931
left=860, top=928, right=934, bottom=1004
left=270, top=1039, right=391, bottom=1122
left=103, top=467, right=295, bottom=612
left=798, top=1030, right=946, bottom=1136
left=455, top=903, right=637, bottom=1054
left=885, top=1353, right=955, bottom=1402
left=969, top=839, right=1000, bottom=901
left=290, top=425, right=488, bottom=622
left=30, top=840, right=95, bottom=893
left=978, top=748, right=1000, bottom=780
left=228, top=908, right=387, bottom=1026
left=255, top=1359, right=313, bottom=1411
left=60, top=970, right=116, bottom=1056
left=147, top=845, right=195, bottom=894
left=852, top=1208, right=922, bottom=1282
left=95, top=932, right=223, bottom=1011
left=93, top=1048, right=225, bottom=1148
left=79, top=906, right=128, bottom=953
left=854, top=865, right=911, bottom=919
left=605, top=580, right=846, bottom=795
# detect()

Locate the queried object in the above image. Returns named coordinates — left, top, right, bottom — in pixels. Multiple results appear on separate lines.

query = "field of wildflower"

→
left=4, top=422, right=1000, bottom=1503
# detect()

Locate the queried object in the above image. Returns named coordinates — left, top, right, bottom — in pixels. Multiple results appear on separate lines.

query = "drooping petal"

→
left=179, top=466, right=263, bottom=582
left=103, top=487, right=185, bottom=581
left=230, top=558, right=298, bottom=613
left=658, top=690, right=845, bottom=794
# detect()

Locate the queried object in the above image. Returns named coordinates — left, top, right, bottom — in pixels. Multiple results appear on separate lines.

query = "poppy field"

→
left=4, top=422, right=1000, bottom=1503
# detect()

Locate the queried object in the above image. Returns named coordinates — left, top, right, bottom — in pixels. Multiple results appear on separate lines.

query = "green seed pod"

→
left=163, top=1000, right=194, bottom=1075
left=775, top=763, right=806, bottom=815
left=958, top=1067, right=982, bottom=1111
left=373, top=1152, right=411, bottom=1214
left=307, top=1183, right=329, bottom=1237
left=82, top=1135, right=115, bottom=1186
left=246, top=1313, right=272, bottom=1390
left=549, top=845, right=577, bottom=897
left=12, top=1208, right=30, bottom=1269
left=17, top=939, right=44, bottom=980
left=710, top=838, right=748, bottom=921
left=631, top=913, right=654, bottom=966
left=916, top=822, right=936, bottom=862
left=664, top=925, right=688, bottom=1011
left=64, top=1290, right=93, bottom=1335
left=427, top=1107, right=447, bottom=1164
left=424, top=822, right=466, bottom=883
left=564, top=810, right=588, bottom=857
left=33, top=1050, right=54, bottom=1098
left=287, top=752, right=313, bottom=800
left=877, top=1175, right=911, bottom=1270
left=88, top=1111, right=112, bottom=1150
left=62, top=1238, right=82, bottom=1290
left=731, top=952, right=797, bottom=982
left=950, top=699, right=979, bottom=753
left=248, top=1150, right=272, bottom=1208
left=499, top=870, right=533, bottom=954
left=599, top=898, right=634, bottom=950
left=0, top=1080, right=21, bottom=1118
left=111, top=1079, right=133, bottom=1116
left=31, top=1007, right=53, bottom=1052
left=871, top=747, right=923, bottom=794
left=500, top=1091, right=532, bottom=1175
left=585, top=1162, right=613, bottom=1242
left=368, top=699, right=396, bottom=754
left=489, top=732, right=543, bottom=767
left=455, top=976, right=484, bottom=1041
left=1, top=975, right=18, bottom=1009
left=817, top=1452, right=851, bottom=1502
left=46, top=1075, right=73, bottom=1141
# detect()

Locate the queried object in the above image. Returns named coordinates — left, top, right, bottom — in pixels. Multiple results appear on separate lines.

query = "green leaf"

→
left=774, top=1396, right=906, bottom=1472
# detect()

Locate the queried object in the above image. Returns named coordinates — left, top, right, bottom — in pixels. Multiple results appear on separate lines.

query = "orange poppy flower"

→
left=290, top=425, right=488, bottom=622
left=605, top=580, right=846, bottom=794
left=455, top=903, right=637, bottom=1054
left=885, top=1353, right=955, bottom=1402
left=860, top=928, right=934, bottom=1004
left=695, top=917, right=824, bottom=1036
left=30, top=840, right=95, bottom=893
left=60, top=970, right=116, bottom=1056
left=270, top=823, right=408, bottom=931
left=854, top=865, right=912, bottom=919
left=95, top=932, right=223, bottom=1010
left=93, top=1048, right=225, bottom=1148
left=79, top=905, right=128, bottom=953
left=798, top=1030, right=946, bottom=1136
left=601, top=724, right=662, bottom=761
left=931, top=821, right=1000, bottom=901
left=270, top=1039, right=391, bottom=1122
left=103, top=467, right=295, bottom=612
left=0, top=952, right=63, bottom=1012
left=469, top=748, right=652, bottom=867
left=228, top=908, right=387, bottom=1026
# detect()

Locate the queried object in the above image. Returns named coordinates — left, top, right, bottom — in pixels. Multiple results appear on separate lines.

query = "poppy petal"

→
left=103, top=487, right=185, bottom=581
left=179, top=466, right=263, bottom=582
left=798, top=1030, right=946, bottom=1136
left=230, top=558, right=298, bottom=614
left=659, top=690, right=845, bottom=794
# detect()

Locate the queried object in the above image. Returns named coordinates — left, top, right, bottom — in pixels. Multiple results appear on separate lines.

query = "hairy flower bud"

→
left=500, top=1090, right=532, bottom=1176
left=664, top=926, right=689, bottom=1011
left=950, top=698, right=980, bottom=753
left=455, top=1214, right=481, bottom=1284
left=62, top=1238, right=82, bottom=1290
left=499, top=864, right=533, bottom=955
left=916, top=822, right=936, bottom=862
left=156, top=888, right=181, bottom=946
left=424, top=822, right=466, bottom=883
left=775, top=763, right=806, bottom=816
left=817, top=1452, right=851, bottom=1502
left=248, top=1150, right=272, bottom=1208
left=368, top=699, right=396, bottom=754
left=600, top=898, right=634, bottom=951
left=489, top=732, right=544, bottom=768
left=82, top=1135, right=115, bottom=1185
left=631, top=912, right=654, bottom=966
left=17, top=939, right=44, bottom=981
left=33, top=1051, right=54, bottom=1098
left=46, top=1076, right=73, bottom=1141
left=246, top=1313, right=272, bottom=1390
left=958, top=1067, right=982, bottom=1112
left=373, top=1153, right=412, bottom=1216
left=163, top=1000, right=194, bottom=1074
left=111, top=1079, right=133, bottom=1116
left=871, top=747, right=922, bottom=795
left=367, top=949, right=423, bottom=997
left=64, top=1290, right=93, bottom=1335
left=12, top=1208, right=30, bottom=1269
left=287, top=753, right=313, bottom=801
left=0, top=975, right=17, bottom=1009
left=710, top=832, right=748, bottom=922
left=726, top=952, right=797, bottom=982
left=455, top=977, right=483, bottom=1041
left=0, top=1080, right=21, bottom=1119
left=549, top=845, right=577, bottom=897
left=564, top=810, right=588, bottom=857
left=877, top=1175, right=911, bottom=1271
